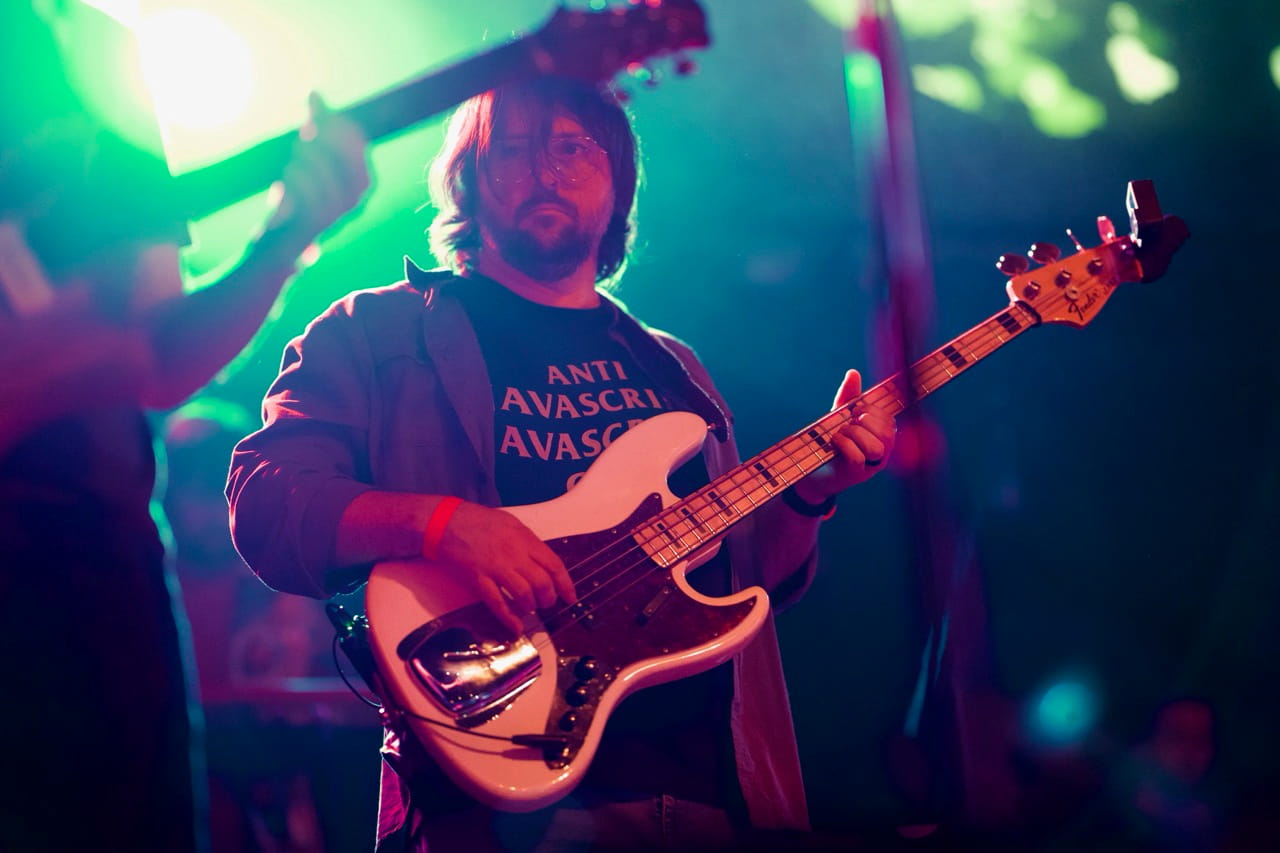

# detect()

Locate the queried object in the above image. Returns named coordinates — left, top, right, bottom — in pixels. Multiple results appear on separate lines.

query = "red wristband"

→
left=422, top=496, right=464, bottom=560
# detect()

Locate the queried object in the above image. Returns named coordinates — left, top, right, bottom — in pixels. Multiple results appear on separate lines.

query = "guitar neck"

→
left=635, top=301, right=1040, bottom=566
left=171, top=38, right=538, bottom=221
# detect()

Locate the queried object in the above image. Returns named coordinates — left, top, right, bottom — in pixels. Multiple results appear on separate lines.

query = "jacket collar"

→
left=405, top=258, right=496, bottom=487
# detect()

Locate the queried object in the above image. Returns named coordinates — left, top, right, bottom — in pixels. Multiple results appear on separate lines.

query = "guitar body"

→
left=364, top=411, right=770, bottom=811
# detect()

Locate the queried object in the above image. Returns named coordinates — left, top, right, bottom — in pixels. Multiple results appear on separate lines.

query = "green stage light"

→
left=893, top=0, right=972, bottom=40
left=91, top=0, right=459, bottom=280
left=912, top=64, right=985, bottom=112
left=1271, top=46, right=1280, bottom=91
left=808, top=0, right=1185, bottom=137
left=136, top=9, right=254, bottom=132
left=1105, top=3, right=1178, bottom=104
left=1017, top=62, right=1106, bottom=137
left=1106, top=33, right=1178, bottom=104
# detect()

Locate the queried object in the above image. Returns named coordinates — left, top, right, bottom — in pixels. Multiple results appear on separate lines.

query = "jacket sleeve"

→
left=225, top=294, right=377, bottom=598
left=650, top=331, right=822, bottom=611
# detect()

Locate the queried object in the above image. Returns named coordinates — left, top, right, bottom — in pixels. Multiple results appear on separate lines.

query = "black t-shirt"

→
left=461, top=273, right=670, bottom=505
left=455, top=274, right=744, bottom=812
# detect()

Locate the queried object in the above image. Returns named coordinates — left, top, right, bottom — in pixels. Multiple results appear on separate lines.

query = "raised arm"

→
left=138, top=94, right=370, bottom=408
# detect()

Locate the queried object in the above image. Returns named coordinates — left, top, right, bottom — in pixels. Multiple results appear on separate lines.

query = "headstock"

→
left=530, top=1, right=709, bottom=85
left=1000, top=180, right=1189, bottom=328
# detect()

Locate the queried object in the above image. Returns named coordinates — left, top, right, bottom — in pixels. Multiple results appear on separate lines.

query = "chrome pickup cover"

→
left=401, top=604, right=541, bottom=726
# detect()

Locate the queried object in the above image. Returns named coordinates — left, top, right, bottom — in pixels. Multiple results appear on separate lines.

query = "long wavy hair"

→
left=426, top=77, right=639, bottom=284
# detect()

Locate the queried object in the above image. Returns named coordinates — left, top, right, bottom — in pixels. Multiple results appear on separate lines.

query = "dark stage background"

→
left=127, top=0, right=1280, bottom=846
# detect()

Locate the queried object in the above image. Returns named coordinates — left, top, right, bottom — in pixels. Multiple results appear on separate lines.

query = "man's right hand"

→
left=434, top=502, right=578, bottom=635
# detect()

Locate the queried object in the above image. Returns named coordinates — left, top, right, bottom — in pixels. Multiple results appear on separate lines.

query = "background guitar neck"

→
left=171, top=39, right=536, bottom=221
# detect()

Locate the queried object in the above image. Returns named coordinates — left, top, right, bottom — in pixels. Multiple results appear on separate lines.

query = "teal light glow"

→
left=844, top=50, right=888, bottom=146
left=1029, top=677, right=1100, bottom=746
left=1271, top=46, right=1280, bottom=91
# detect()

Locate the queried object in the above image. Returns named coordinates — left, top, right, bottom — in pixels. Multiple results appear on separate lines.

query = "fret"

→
left=678, top=508, right=706, bottom=544
left=634, top=526, right=678, bottom=568
left=724, top=470, right=760, bottom=512
left=805, top=439, right=828, bottom=468
left=705, top=490, right=734, bottom=525
left=940, top=344, right=967, bottom=369
left=652, top=519, right=686, bottom=553
left=684, top=501, right=716, bottom=534
left=783, top=445, right=811, bottom=482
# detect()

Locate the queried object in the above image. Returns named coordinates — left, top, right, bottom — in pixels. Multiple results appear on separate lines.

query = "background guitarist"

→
left=227, top=76, right=896, bottom=850
left=0, top=3, right=370, bottom=850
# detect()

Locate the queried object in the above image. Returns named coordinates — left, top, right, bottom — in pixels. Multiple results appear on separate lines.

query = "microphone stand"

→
left=842, top=0, right=1014, bottom=831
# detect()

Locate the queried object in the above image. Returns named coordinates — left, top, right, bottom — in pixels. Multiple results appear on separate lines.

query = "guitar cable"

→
left=326, top=603, right=570, bottom=751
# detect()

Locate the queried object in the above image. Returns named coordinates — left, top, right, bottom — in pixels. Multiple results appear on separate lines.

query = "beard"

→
left=491, top=218, right=595, bottom=282
left=482, top=188, right=608, bottom=282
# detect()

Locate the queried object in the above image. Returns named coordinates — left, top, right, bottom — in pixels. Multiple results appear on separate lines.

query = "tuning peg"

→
left=996, top=253, right=1030, bottom=276
left=1028, top=242, right=1061, bottom=264
left=1096, top=215, right=1116, bottom=241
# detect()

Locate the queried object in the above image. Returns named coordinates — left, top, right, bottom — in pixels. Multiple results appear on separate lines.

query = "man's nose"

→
left=532, top=150, right=560, bottom=188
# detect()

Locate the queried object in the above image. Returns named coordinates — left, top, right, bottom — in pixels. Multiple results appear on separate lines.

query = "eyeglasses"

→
left=485, top=135, right=607, bottom=185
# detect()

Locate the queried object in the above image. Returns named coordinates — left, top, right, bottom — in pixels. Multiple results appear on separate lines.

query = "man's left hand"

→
left=791, top=369, right=895, bottom=505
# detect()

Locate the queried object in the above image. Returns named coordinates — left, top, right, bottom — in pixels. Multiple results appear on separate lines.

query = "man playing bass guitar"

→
left=227, top=77, right=895, bottom=850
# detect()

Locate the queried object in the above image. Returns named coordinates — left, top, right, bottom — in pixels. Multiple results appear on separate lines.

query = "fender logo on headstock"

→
left=1067, top=283, right=1109, bottom=322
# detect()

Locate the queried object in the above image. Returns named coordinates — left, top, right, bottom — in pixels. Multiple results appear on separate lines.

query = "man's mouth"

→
left=518, top=195, right=574, bottom=219
left=523, top=204, right=572, bottom=220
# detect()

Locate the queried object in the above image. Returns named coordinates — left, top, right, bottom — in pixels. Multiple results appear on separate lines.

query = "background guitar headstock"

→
left=532, top=0, right=709, bottom=85
left=1001, top=179, right=1189, bottom=328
